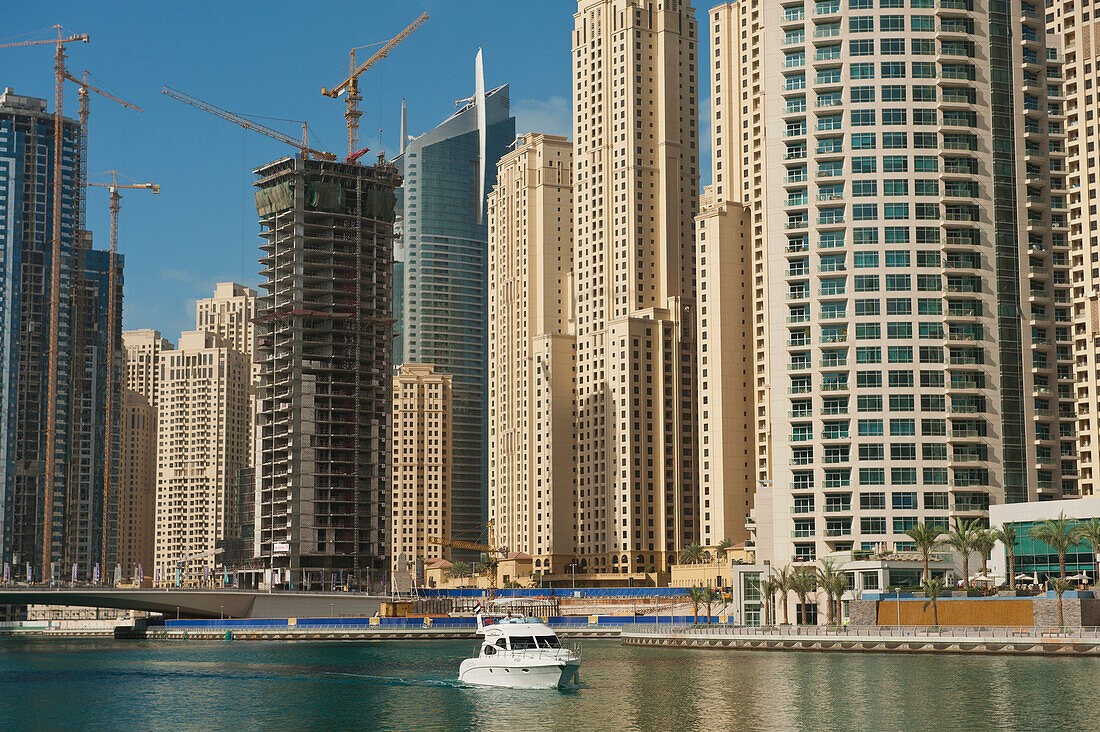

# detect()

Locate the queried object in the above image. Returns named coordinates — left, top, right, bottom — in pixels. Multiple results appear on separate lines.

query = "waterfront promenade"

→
left=621, top=623, right=1100, bottom=656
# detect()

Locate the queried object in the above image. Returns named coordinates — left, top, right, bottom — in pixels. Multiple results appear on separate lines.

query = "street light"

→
left=330, top=602, right=335, bottom=619
left=220, top=605, right=224, bottom=620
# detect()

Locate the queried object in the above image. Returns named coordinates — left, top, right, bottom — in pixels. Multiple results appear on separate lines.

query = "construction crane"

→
left=1, top=26, right=89, bottom=570
left=162, top=86, right=336, bottom=161
left=86, top=171, right=158, bottom=572
left=427, top=523, right=508, bottom=591
left=321, top=12, right=429, bottom=157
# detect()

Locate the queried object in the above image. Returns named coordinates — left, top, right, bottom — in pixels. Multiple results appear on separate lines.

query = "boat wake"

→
left=325, top=671, right=467, bottom=688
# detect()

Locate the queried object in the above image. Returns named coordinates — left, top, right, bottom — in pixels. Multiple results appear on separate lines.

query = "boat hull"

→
left=459, top=658, right=581, bottom=689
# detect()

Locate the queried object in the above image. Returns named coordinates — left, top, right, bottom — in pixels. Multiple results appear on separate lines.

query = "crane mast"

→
left=321, top=12, right=429, bottom=156
left=86, top=172, right=158, bottom=572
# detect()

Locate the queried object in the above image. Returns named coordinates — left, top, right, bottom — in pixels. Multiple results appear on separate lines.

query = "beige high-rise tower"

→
left=1049, top=6, right=1094, bottom=496
left=726, top=0, right=1074, bottom=571
left=123, top=329, right=174, bottom=407
left=154, top=330, right=250, bottom=585
left=487, top=133, right=576, bottom=576
left=196, top=282, right=257, bottom=359
left=572, top=0, right=699, bottom=575
left=116, top=329, right=174, bottom=580
left=391, top=363, right=453, bottom=578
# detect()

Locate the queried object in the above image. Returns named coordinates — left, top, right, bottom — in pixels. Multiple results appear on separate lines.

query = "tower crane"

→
left=162, top=86, right=336, bottom=161
left=321, top=12, right=429, bottom=158
left=85, top=172, right=158, bottom=569
left=427, top=522, right=508, bottom=591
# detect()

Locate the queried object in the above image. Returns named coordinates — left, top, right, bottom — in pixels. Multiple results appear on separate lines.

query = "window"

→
left=853, top=204, right=878, bottom=221
left=854, top=275, right=879, bottom=292
left=886, top=298, right=911, bottom=315
left=889, top=394, right=914, bottom=411
left=881, top=38, right=905, bottom=54
left=885, top=274, right=911, bottom=290
left=859, top=418, right=884, bottom=436
left=854, top=252, right=878, bottom=268
left=855, top=300, right=880, bottom=317
left=854, top=227, right=879, bottom=245
left=882, top=109, right=907, bottom=125
left=857, top=371, right=882, bottom=388
left=850, top=62, right=874, bottom=80
left=857, top=394, right=882, bottom=411
left=881, top=62, right=905, bottom=78
left=888, top=370, right=914, bottom=388
left=852, top=179, right=877, bottom=195
left=851, top=113, right=876, bottom=129
left=861, top=516, right=887, bottom=534
left=860, top=492, right=886, bottom=510
left=851, top=86, right=876, bottom=103
left=852, top=157, right=877, bottom=174
left=880, top=15, right=903, bottom=32
left=882, top=85, right=906, bottom=102
left=884, top=227, right=909, bottom=244
left=884, top=179, right=908, bottom=197
left=849, top=16, right=874, bottom=32
left=855, top=321, right=880, bottom=338
left=859, top=443, right=884, bottom=460
left=850, top=39, right=874, bottom=56
left=882, top=132, right=906, bottom=149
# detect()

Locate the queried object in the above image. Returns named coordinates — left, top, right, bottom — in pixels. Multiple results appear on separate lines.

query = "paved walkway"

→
left=621, top=624, right=1100, bottom=656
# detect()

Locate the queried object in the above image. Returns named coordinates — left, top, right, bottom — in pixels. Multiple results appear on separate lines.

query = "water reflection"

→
left=1, top=638, right=1097, bottom=731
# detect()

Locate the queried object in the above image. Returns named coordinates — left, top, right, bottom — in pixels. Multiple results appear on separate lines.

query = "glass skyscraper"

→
left=393, top=55, right=515, bottom=549
left=0, top=87, right=122, bottom=579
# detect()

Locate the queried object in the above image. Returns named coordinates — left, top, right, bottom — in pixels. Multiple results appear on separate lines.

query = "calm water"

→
left=1, top=637, right=1098, bottom=731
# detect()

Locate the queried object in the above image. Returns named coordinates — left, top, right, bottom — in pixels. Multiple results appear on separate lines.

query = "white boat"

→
left=458, top=614, right=581, bottom=689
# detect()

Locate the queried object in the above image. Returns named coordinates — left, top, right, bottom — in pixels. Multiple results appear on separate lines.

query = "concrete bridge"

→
left=0, top=588, right=385, bottom=619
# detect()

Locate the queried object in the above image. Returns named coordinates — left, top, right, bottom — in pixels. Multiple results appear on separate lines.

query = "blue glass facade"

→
left=0, top=89, right=121, bottom=578
left=394, top=83, right=514, bottom=549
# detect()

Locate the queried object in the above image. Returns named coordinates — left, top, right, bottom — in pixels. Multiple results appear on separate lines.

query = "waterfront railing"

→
left=621, top=624, right=1100, bottom=640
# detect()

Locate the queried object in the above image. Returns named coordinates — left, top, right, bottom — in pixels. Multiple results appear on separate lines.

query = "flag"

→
left=3, top=563, right=9, bottom=583
left=26, top=563, right=31, bottom=583
left=71, top=563, right=78, bottom=583
left=332, top=573, right=337, bottom=591
left=203, top=565, right=211, bottom=585
left=233, top=570, right=239, bottom=589
left=155, top=566, right=161, bottom=585
left=137, top=565, right=144, bottom=583
left=93, top=564, right=100, bottom=584
left=223, top=567, right=228, bottom=587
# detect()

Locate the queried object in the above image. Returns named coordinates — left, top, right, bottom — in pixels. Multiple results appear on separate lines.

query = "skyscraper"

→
left=1047, top=5, right=1093, bottom=497
left=487, top=133, right=576, bottom=575
left=117, top=329, right=173, bottom=579
left=719, top=0, right=1074, bottom=568
left=254, top=156, right=398, bottom=590
left=391, top=363, right=452, bottom=579
left=393, top=51, right=516, bottom=550
left=154, top=330, right=249, bottom=585
left=0, top=87, right=122, bottom=580
left=571, top=0, right=700, bottom=575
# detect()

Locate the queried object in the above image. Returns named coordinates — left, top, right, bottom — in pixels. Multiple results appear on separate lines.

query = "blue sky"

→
left=4, top=1, right=710, bottom=340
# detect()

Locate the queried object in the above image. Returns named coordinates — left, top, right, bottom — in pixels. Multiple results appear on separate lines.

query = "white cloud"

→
left=513, top=96, right=571, bottom=138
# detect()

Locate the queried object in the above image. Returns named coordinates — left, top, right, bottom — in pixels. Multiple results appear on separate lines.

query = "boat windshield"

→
left=509, top=636, right=537, bottom=650
left=536, top=635, right=561, bottom=648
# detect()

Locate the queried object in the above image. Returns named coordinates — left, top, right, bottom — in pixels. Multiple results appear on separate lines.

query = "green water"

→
left=0, top=637, right=1097, bottom=731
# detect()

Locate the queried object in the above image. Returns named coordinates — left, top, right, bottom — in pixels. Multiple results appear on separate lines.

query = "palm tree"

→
left=1030, top=513, right=1083, bottom=580
left=716, top=538, right=735, bottom=561
left=759, top=575, right=782, bottom=627
left=972, top=529, right=997, bottom=579
left=905, top=522, right=945, bottom=582
left=1051, top=578, right=1073, bottom=628
left=686, top=586, right=706, bottom=624
left=701, top=587, right=719, bottom=623
left=921, top=578, right=946, bottom=628
left=775, top=566, right=793, bottom=625
left=816, top=560, right=848, bottom=626
left=1075, top=518, right=1100, bottom=586
left=992, top=524, right=1019, bottom=590
left=679, top=543, right=706, bottom=565
left=448, top=561, right=472, bottom=584
left=789, top=567, right=819, bottom=625
left=942, top=517, right=980, bottom=588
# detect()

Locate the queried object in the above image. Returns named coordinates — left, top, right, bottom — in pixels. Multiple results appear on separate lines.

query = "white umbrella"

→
left=1015, top=573, right=1037, bottom=582
left=969, top=572, right=995, bottom=583
left=1067, top=573, right=1090, bottom=582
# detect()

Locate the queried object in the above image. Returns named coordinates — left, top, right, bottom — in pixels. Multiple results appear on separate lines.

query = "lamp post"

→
left=330, top=602, right=335, bottom=618
left=220, top=605, right=223, bottom=620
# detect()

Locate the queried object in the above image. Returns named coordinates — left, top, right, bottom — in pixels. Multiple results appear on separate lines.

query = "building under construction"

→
left=0, top=88, right=122, bottom=580
left=254, top=156, right=398, bottom=591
